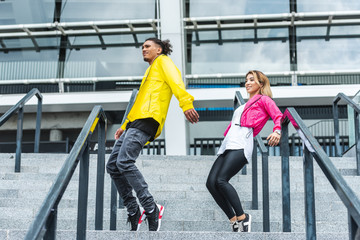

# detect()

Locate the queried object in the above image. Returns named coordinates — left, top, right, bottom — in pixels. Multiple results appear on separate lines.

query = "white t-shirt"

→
left=217, top=105, right=254, bottom=162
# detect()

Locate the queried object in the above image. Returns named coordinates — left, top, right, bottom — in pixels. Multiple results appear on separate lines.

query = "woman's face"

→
left=245, top=73, right=262, bottom=96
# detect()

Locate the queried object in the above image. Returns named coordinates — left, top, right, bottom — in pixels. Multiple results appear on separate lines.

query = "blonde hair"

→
left=246, top=70, right=272, bottom=98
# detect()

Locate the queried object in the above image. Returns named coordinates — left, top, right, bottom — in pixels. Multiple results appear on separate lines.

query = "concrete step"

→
left=0, top=154, right=356, bottom=170
left=0, top=215, right=348, bottom=233
left=0, top=229, right=348, bottom=240
left=0, top=153, right=357, bottom=235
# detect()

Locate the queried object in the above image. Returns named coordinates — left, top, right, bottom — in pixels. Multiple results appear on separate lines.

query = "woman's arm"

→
left=263, top=97, right=283, bottom=146
left=263, top=97, right=283, bottom=131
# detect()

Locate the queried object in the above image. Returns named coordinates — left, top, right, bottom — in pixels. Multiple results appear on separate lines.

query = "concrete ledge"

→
left=1, top=84, right=359, bottom=113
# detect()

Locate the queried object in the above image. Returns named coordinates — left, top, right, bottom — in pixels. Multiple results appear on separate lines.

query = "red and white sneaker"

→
left=146, top=204, right=164, bottom=231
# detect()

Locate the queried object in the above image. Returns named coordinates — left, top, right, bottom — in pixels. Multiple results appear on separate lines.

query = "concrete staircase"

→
left=0, top=153, right=357, bottom=239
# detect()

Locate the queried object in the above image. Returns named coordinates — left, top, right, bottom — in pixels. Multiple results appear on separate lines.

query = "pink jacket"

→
left=224, top=94, right=283, bottom=137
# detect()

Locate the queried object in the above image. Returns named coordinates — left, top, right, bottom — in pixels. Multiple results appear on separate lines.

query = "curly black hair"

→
left=145, top=38, right=173, bottom=56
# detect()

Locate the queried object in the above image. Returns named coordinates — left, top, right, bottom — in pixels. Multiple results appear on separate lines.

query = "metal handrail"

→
left=281, top=107, right=360, bottom=240
left=234, top=91, right=270, bottom=232
left=0, top=88, right=42, bottom=172
left=24, top=105, right=107, bottom=240
left=333, top=92, right=360, bottom=175
left=109, top=89, right=138, bottom=230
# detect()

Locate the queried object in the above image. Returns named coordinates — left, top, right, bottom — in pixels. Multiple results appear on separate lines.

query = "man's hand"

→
left=184, top=108, right=199, bottom=124
left=114, top=128, right=124, bottom=140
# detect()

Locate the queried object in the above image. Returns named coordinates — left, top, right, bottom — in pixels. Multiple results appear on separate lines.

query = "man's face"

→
left=142, top=40, right=162, bottom=64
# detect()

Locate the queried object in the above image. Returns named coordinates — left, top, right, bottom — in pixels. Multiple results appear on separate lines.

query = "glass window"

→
left=188, top=0, right=288, bottom=17
left=36, top=37, right=61, bottom=49
left=61, top=0, right=156, bottom=22
left=103, top=35, right=135, bottom=45
left=331, top=25, right=360, bottom=36
left=298, top=0, right=360, bottom=12
left=297, top=38, right=360, bottom=71
left=0, top=0, right=55, bottom=24
left=189, top=41, right=290, bottom=74
left=221, top=30, right=254, bottom=40
left=297, top=27, right=327, bottom=38
left=297, top=25, right=360, bottom=70
left=61, top=32, right=155, bottom=78
left=188, top=28, right=289, bottom=74
left=68, top=36, right=102, bottom=46
left=2, top=39, right=34, bottom=49
left=63, top=40, right=154, bottom=78
left=0, top=50, right=59, bottom=80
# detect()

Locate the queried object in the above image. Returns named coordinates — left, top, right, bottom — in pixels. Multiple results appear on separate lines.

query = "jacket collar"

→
left=150, top=54, right=165, bottom=66
left=243, top=94, right=263, bottom=112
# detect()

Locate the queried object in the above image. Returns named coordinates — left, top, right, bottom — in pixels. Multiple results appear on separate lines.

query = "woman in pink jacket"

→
left=206, top=70, right=283, bottom=232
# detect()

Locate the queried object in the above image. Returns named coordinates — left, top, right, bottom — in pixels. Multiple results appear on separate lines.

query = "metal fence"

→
left=191, top=136, right=349, bottom=157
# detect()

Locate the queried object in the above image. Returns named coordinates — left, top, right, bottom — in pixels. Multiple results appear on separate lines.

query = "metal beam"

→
left=185, top=10, right=360, bottom=23
left=184, top=11, right=360, bottom=32
left=0, top=19, right=158, bottom=38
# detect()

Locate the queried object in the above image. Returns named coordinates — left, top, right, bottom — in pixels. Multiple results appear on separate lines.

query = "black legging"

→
left=206, top=149, right=248, bottom=219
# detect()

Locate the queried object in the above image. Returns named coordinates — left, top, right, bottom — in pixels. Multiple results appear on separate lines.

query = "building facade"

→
left=0, top=0, right=359, bottom=155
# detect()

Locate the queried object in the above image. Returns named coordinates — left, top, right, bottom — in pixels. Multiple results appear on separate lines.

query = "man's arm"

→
left=160, top=57, right=199, bottom=123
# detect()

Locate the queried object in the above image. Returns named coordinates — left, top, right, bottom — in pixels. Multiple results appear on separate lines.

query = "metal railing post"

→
left=118, top=196, right=124, bottom=209
left=77, top=143, right=90, bottom=240
left=349, top=212, right=359, bottom=240
left=110, top=181, right=117, bottom=230
left=280, top=122, right=291, bottom=232
left=262, top=150, right=270, bottom=232
left=44, top=207, right=58, bottom=240
left=355, top=111, right=360, bottom=176
left=15, top=107, right=24, bottom=173
left=333, top=100, right=341, bottom=157
left=252, top=139, right=258, bottom=210
left=34, top=96, right=42, bottom=153
left=333, top=93, right=360, bottom=174
left=303, top=147, right=316, bottom=240
left=95, top=119, right=106, bottom=230
left=291, top=133, right=295, bottom=156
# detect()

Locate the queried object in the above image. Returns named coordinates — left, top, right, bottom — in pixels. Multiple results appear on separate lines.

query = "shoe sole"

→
left=156, top=204, right=165, bottom=231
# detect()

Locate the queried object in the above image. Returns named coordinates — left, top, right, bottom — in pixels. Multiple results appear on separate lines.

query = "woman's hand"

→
left=266, top=132, right=281, bottom=147
left=114, top=128, right=124, bottom=140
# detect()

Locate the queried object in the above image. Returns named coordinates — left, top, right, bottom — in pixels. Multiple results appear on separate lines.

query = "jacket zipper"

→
left=127, top=55, right=162, bottom=121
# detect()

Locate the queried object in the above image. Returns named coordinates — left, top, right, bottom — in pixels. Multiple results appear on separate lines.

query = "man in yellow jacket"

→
left=106, top=38, right=199, bottom=232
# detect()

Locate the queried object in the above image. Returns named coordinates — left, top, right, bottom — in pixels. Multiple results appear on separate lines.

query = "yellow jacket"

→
left=121, top=54, right=194, bottom=139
